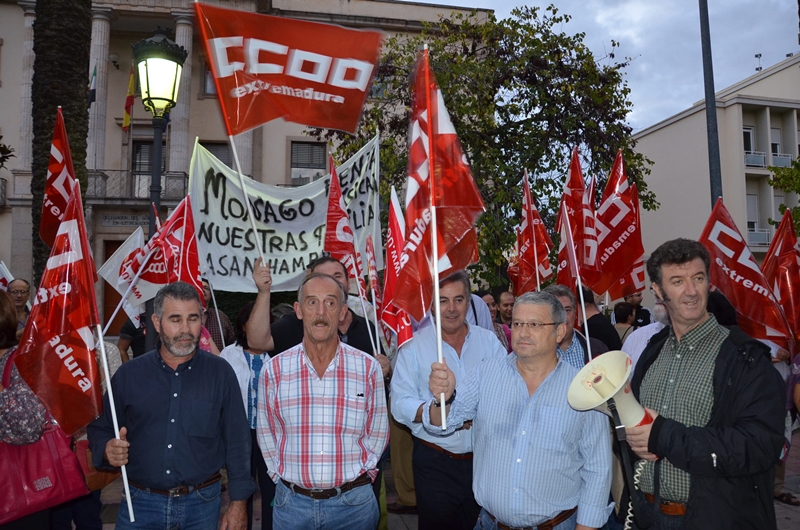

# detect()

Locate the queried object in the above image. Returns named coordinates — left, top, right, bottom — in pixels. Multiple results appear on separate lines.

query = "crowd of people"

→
left=2, top=237, right=800, bottom=530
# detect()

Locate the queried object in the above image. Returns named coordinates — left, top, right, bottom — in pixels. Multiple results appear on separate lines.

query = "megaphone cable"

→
left=623, top=460, right=646, bottom=530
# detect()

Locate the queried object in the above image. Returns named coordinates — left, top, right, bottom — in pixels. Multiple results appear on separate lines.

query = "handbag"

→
left=0, top=349, right=89, bottom=524
left=74, top=438, right=120, bottom=491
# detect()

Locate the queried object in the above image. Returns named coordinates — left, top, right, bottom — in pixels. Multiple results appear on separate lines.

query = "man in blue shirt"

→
left=88, top=282, right=255, bottom=530
left=392, top=270, right=506, bottom=530
left=426, top=291, right=612, bottom=530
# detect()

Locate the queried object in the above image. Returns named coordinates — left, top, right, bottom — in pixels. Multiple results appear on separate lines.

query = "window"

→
left=774, top=194, right=785, bottom=218
left=771, top=128, right=781, bottom=155
left=132, top=140, right=167, bottom=198
left=200, top=60, right=217, bottom=97
left=200, top=142, right=231, bottom=168
left=746, top=194, right=759, bottom=230
left=290, top=142, right=327, bottom=185
left=743, top=127, right=755, bottom=152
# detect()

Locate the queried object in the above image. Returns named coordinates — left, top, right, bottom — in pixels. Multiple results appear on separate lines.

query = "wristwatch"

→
left=433, top=389, right=456, bottom=407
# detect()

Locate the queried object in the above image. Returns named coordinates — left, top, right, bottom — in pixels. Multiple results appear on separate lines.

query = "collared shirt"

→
left=639, top=315, right=728, bottom=501
left=391, top=323, right=505, bottom=453
left=87, top=346, right=256, bottom=501
left=560, top=332, right=586, bottom=370
left=622, top=322, right=666, bottom=368
left=220, top=343, right=268, bottom=429
left=423, top=354, right=612, bottom=528
left=257, top=341, right=388, bottom=489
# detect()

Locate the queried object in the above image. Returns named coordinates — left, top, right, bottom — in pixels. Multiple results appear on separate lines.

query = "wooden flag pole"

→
left=226, top=136, right=267, bottom=266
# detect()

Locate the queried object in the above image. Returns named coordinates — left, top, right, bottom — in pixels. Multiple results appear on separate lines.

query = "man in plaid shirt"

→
left=255, top=267, right=389, bottom=530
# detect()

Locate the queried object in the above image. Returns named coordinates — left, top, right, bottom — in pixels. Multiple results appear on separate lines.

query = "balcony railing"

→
left=87, top=170, right=188, bottom=200
left=771, top=152, right=794, bottom=168
left=747, top=228, right=772, bottom=246
left=744, top=151, right=766, bottom=167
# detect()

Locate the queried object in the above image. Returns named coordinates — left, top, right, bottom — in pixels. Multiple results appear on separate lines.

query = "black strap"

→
left=470, top=298, right=478, bottom=325
left=608, top=397, right=652, bottom=529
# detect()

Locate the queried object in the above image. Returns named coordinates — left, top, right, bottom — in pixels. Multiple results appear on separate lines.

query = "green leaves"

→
left=0, top=136, right=14, bottom=171
left=768, top=159, right=800, bottom=235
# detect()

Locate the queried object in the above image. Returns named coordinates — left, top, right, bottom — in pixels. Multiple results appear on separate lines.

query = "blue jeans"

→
left=273, top=480, right=378, bottom=530
left=474, top=508, right=578, bottom=530
left=115, top=482, right=221, bottom=530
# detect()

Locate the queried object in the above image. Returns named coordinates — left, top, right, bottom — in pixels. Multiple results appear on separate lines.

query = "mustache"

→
left=311, top=317, right=330, bottom=326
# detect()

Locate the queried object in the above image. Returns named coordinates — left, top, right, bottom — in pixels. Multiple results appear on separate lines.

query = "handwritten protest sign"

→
left=188, top=135, right=382, bottom=292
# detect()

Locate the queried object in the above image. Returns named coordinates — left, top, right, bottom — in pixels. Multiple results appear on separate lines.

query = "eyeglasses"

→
left=511, top=321, right=558, bottom=330
left=9, top=290, right=29, bottom=296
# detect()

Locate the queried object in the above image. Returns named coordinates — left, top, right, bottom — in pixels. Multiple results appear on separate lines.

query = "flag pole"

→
left=101, top=247, right=157, bottom=337
left=423, top=45, right=447, bottom=430
left=207, top=279, right=226, bottom=349
left=373, top=128, right=383, bottom=352
left=95, top=325, right=135, bottom=522
left=562, top=203, right=593, bottom=360
left=355, top=277, right=378, bottom=355
left=525, top=171, right=541, bottom=291
left=227, top=135, right=267, bottom=266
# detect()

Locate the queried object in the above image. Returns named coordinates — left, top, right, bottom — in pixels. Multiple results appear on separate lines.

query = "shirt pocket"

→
left=191, top=399, right=222, bottom=438
left=339, top=395, right=367, bottom=436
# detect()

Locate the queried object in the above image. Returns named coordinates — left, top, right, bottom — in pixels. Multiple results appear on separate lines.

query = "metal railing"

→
left=744, top=151, right=766, bottom=167
left=87, top=170, right=187, bottom=200
left=747, top=228, right=772, bottom=246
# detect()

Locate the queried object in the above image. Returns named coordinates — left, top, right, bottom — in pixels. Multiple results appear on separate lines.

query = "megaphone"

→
left=567, top=350, right=653, bottom=427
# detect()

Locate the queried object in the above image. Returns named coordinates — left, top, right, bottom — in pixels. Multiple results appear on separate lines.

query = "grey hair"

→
left=514, top=291, right=567, bottom=325
left=297, top=272, right=348, bottom=305
left=154, top=282, right=202, bottom=318
left=440, top=270, right=471, bottom=294
left=542, top=284, right=576, bottom=307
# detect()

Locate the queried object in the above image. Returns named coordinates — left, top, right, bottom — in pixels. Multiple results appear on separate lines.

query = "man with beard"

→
left=88, top=282, right=254, bottom=530
left=256, top=272, right=389, bottom=530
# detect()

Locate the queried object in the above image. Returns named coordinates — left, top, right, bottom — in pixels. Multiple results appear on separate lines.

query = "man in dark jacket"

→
left=625, top=238, right=785, bottom=530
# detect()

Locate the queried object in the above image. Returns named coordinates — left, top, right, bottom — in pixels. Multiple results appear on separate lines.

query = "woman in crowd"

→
left=475, top=290, right=511, bottom=352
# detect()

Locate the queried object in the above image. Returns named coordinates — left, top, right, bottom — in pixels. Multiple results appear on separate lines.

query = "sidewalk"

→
left=98, top=430, right=800, bottom=529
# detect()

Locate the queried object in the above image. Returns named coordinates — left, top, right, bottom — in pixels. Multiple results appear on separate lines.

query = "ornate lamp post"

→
left=132, top=28, right=187, bottom=351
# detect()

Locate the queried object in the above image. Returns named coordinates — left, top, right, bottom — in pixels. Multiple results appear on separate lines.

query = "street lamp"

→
left=132, top=27, right=187, bottom=351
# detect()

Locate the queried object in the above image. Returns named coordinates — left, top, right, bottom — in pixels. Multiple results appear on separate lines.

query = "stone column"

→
left=13, top=1, right=36, bottom=178
left=167, top=11, right=193, bottom=175
left=86, top=8, right=112, bottom=171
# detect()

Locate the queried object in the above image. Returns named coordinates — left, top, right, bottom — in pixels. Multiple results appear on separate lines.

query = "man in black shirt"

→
left=88, top=282, right=255, bottom=530
left=579, top=285, right=622, bottom=350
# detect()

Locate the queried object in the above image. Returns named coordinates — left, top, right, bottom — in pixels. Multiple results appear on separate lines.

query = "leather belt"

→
left=129, top=472, right=221, bottom=498
left=419, top=438, right=473, bottom=460
left=645, top=493, right=687, bottom=516
left=280, top=473, right=371, bottom=500
left=486, top=507, right=577, bottom=530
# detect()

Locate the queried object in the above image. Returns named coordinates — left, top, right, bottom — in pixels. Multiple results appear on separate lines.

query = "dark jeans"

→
left=630, top=500, right=685, bottom=530
left=116, top=482, right=221, bottom=530
left=249, top=429, right=276, bottom=530
left=50, top=490, right=103, bottom=530
left=412, top=437, right=480, bottom=530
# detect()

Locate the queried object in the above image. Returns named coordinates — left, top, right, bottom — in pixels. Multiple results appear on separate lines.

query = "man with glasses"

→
left=8, top=278, right=30, bottom=340
left=426, top=291, right=612, bottom=530
left=391, top=270, right=505, bottom=530
left=543, top=285, right=608, bottom=369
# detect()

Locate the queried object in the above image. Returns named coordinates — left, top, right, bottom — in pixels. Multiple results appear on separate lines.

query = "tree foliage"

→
left=30, top=0, right=92, bottom=286
left=312, top=5, right=655, bottom=288
left=768, top=159, right=800, bottom=235
left=0, top=136, right=14, bottom=171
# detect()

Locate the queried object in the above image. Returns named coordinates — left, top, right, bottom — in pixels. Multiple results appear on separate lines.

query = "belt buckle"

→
left=168, top=485, right=190, bottom=498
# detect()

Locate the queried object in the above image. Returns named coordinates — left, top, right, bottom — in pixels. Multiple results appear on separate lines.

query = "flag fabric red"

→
left=699, top=198, right=793, bottom=348
left=40, top=107, right=78, bottom=248
left=122, top=66, right=135, bottom=132
left=557, top=200, right=581, bottom=292
left=194, top=2, right=382, bottom=136
left=15, top=181, right=102, bottom=435
left=761, top=210, right=800, bottom=347
left=151, top=196, right=204, bottom=303
left=508, top=173, right=553, bottom=294
left=365, top=234, right=392, bottom=347
left=556, top=148, right=598, bottom=287
left=323, top=157, right=367, bottom=295
left=591, top=150, right=644, bottom=294
left=381, top=187, right=413, bottom=348
left=607, top=184, right=646, bottom=300
left=393, top=49, right=485, bottom=322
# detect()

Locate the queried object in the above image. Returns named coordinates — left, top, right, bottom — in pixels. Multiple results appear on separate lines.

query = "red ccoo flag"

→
left=41, top=107, right=78, bottom=248
left=194, top=2, right=383, bottom=136
left=151, top=196, right=204, bottom=303
left=762, top=209, right=800, bottom=348
left=16, top=181, right=102, bottom=435
left=508, top=172, right=553, bottom=294
left=699, top=198, right=793, bottom=349
left=393, top=49, right=485, bottom=322
left=382, top=187, right=413, bottom=348
left=607, top=183, right=646, bottom=300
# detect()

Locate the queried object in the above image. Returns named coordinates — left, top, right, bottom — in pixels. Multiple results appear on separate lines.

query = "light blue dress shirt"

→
left=391, top=323, right=506, bottom=453
left=423, top=354, right=612, bottom=528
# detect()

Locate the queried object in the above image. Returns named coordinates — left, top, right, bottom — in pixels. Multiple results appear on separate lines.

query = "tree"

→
left=313, top=5, right=656, bottom=288
left=30, top=0, right=92, bottom=286
left=768, top=160, right=800, bottom=234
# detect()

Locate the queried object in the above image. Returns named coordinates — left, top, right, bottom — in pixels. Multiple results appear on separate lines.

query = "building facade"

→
left=0, top=0, right=486, bottom=329
left=634, top=54, right=800, bottom=262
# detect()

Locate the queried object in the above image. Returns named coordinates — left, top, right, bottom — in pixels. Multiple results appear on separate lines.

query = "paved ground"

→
left=98, top=430, right=800, bottom=530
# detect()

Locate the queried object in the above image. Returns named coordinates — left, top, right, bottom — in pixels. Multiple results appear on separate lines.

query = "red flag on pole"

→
left=365, top=234, right=392, bottom=347
left=40, top=107, right=78, bottom=248
left=382, top=187, right=413, bottom=348
left=194, top=2, right=383, bottom=136
left=323, top=157, right=367, bottom=295
left=508, top=173, right=553, bottom=294
left=151, top=196, right=204, bottom=302
left=393, top=49, right=485, bottom=322
left=607, top=183, right=646, bottom=300
left=15, top=181, right=102, bottom=435
left=699, top=198, right=793, bottom=348
left=556, top=148, right=598, bottom=287
left=762, top=210, right=800, bottom=347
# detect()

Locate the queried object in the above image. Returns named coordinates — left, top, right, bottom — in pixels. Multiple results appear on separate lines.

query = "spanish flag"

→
left=122, top=66, right=134, bottom=132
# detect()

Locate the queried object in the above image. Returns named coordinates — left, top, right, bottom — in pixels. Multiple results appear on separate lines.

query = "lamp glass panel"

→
left=137, top=58, right=182, bottom=114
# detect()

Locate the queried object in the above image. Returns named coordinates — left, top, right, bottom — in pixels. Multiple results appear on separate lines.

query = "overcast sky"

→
left=410, top=0, right=799, bottom=132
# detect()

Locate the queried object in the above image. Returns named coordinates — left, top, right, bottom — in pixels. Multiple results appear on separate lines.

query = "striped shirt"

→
left=639, top=315, right=728, bottom=501
left=423, top=354, right=612, bottom=528
left=256, top=341, right=388, bottom=489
